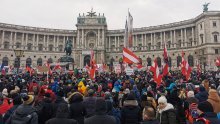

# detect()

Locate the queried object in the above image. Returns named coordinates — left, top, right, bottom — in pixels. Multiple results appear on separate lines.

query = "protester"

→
left=141, top=106, right=159, bottom=124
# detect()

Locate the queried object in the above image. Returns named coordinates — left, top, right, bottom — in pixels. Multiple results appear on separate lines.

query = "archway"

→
left=86, top=31, right=96, bottom=48
left=84, top=55, right=91, bottom=66
left=2, top=57, right=9, bottom=66
left=37, top=58, right=43, bottom=66
left=26, top=58, right=32, bottom=67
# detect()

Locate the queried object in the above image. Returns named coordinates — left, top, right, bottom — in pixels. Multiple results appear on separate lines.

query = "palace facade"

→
left=0, top=10, right=220, bottom=70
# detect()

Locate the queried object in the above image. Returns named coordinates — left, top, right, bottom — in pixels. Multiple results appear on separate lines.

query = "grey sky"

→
left=0, top=0, right=219, bottom=30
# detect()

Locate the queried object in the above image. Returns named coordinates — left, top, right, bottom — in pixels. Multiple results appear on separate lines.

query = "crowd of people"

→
left=0, top=69, right=220, bottom=124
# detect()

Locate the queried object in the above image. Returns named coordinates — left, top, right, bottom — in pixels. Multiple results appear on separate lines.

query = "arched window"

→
left=58, top=45, right=63, bottom=52
left=168, top=57, right=172, bottom=67
left=177, top=56, right=182, bottom=67
left=4, top=42, right=9, bottom=49
left=147, top=57, right=152, bottom=66
left=157, top=57, right=161, bottom=67
left=27, top=43, right=32, bottom=51
left=2, top=57, right=9, bottom=66
left=177, top=40, right=181, bottom=48
left=14, top=57, right=20, bottom=68
left=188, top=55, right=194, bottom=67
left=37, top=58, right=42, bottom=66
left=26, top=58, right=32, bottom=67
left=48, top=58, right=53, bottom=64
left=214, top=35, right=218, bottom=42
left=49, top=45, right=53, bottom=51
left=167, top=41, right=171, bottom=49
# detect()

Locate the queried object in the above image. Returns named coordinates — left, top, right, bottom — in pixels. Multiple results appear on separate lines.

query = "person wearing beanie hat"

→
left=187, top=91, right=195, bottom=98
left=84, top=98, right=117, bottom=124
left=121, top=93, right=141, bottom=124
left=207, top=89, right=220, bottom=113
left=2, top=88, right=8, bottom=97
left=156, top=96, right=177, bottom=124
left=6, top=95, right=38, bottom=124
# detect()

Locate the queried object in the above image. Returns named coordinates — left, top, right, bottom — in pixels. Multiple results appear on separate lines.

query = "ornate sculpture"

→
left=87, top=8, right=96, bottom=17
left=64, top=39, right=73, bottom=56
left=203, top=3, right=210, bottom=12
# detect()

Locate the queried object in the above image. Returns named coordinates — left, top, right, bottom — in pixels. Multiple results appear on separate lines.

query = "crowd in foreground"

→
left=0, top=70, right=220, bottom=124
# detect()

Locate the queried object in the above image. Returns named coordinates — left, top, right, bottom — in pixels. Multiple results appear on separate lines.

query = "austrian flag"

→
left=123, top=47, right=140, bottom=64
left=150, top=59, right=162, bottom=86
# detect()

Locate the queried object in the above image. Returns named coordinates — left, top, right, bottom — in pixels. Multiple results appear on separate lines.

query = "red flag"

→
left=215, top=57, right=220, bottom=67
left=162, top=42, right=169, bottom=76
left=45, top=61, right=52, bottom=75
left=181, top=51, right=192, bottom=81
left=150, top=59, right=162, bottom=86
left=123, top=47, right=140, bottom=64
left=102, top=60, right=107, bottom=71
left=89, top=50, right=97, bottom=79
left=53, top=62, right=62, bottom=72
left=26, top=66, right=34, bottom=76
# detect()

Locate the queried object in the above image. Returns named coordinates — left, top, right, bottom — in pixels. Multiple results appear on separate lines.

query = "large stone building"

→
left=0, top=10, right=220, bottom=70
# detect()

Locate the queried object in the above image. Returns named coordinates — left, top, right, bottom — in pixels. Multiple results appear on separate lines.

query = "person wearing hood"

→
left=195, top=85, right=208, bottom=102
left=207, top=89, right=220, bottom=113
left=6, top=95, right=38, bottom=124
left=46, top=103, right=78, bottom=124
left=83, top=89, right=97, bottom=118
left=121, top=93, right=141, bottom=124
left=156, top=96, right=177, bottom=124
left=84, top=98, right=116, bottom=124
left=69, top=92, right=86, bottom=124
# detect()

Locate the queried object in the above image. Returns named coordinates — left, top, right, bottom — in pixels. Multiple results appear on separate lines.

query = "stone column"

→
left=114, top=36, right=117, bottom=51
left=25, top=33, right=28, bottom=49
left=160, top=32, right=163, bottom=49
left=1, top=31, right=4, bottom=48
left=109, top=37, right=111, bottom=51
left=33, top=34, right=35, bottom=50
left=72, top=36, right=75, bottom=48
left=36, top=34, right=39, bottom=51
left=82, top=29, right=84, bottom=48
left=192, top=27, right=194, bottom=46
left=21, top=33, right=24, bottom=47
left=98, top=29, right=100, bottom=46
left=47, top=35, right=49, bottom=50
left=144, top=34, right=147, bottom=49
left=141, top=34, right=144, bottom=47
left=181, top=29, right=183, bottom=47
left=154, top=33, right=156, bottom=50
left=170, top=31, right=173, bottom=48
left=117, top=36, right=120, bottom=49
left=53, top=35, right=56, bottom=51
left=174, top=30, right=176, bottom=48
left=184, top=28, right=187, bottom=47
left=14, top=32, right=17, bottom=48
left=43, top=35, right=46, bottom=51
left=63, top=36, right=66, bottom=49
left=102, top=29, right=105, bottom=46
left=10, top=32, right=13, bottom=49
left=77, top=30, right=80, bottom=48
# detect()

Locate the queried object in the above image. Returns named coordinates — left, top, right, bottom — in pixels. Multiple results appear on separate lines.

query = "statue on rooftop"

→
left=203, top=3, right=210, bottom=12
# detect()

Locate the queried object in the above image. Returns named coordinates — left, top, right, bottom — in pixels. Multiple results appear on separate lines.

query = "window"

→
left=157, top=42, right=161, bottom=50
left=200, top=34, right=204, bottom=44
left=58, top=45, right=63, bottom=52
left=26, top=58, right=32, bottom=67
left=37, top=58, right=42, bottom=66
left=27, top=43, right=32, bottom=51
left=48, top=58, right=53, bottom=64
left=38, top=44, right=43, bottom=51
left=14, top=57, right=20, bottom=68
left=16, top=42, right=21, bottom=48
left=214, top=35, right=218, bottom=42
left=215, top=49, right=218, bottom=54
left=2, top=57, right=9, bottom=66
left=213, top=22, right=217, bottom=27
left=167, top=41, right=171, bottom=48
left=4, top=42, right=9, bottom=49
left=157, top=57, right=161, bottom=67
left=200, top=24, right=203, bottom=30
left=188, top=55, right=194, bottom=67
left=177, top=40, right=181, bottom=48
left=49, top=45, right=53, bottom=51
left=168, top=57, right=172, bottom=67
left=147, top=57, right=152, bottom=66
left=177, top=56, right=182, bottom=67
left=148, top=43, right=151, bottom=50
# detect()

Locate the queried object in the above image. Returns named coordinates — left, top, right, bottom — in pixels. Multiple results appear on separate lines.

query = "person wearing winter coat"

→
left=6, top=95, right=38, bottom=124
left=140, top=106, right=159, bottom=124
left=84, top=98, right=116, bottom=124
left=46, top=103, right=78, bottom=124
left=195, top=85, right=208, bottom=102
left=207, top=89, right=220, bottom=113
left=83, top=89, right=97, bottom=118
left=121, top=93, right=142, bottom=124
left=69, top=92, right=86, bottom=124
left=156, top=96, right=177, bottom=124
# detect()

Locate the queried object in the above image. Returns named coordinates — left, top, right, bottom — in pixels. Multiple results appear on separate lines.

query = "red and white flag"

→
left=89, top=50, right=97, bottom=80
left=150, top=59, right=162, bottom=86
left=181, top=51, right=192, bottom=81
left=123, top=47, right=140, bottom=64
left=197, top=63, right=201, bottom=75
left=215, top=57, right=220, bottom=67
left=162, top=42, right=169, bottom=76
left=128, top=11, right=133, bottom=48
left=45, top=61, right=52, bottom=75
left=53, top=62, right=62, bottom=72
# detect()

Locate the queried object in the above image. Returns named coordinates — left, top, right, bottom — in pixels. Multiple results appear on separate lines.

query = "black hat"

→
left=198, top=101, right=214, bottom=113
left=126, top=93, right=136, bottom=100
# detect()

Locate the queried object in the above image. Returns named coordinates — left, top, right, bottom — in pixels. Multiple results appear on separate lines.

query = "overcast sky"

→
left=0, top=0, right=219, bottom=30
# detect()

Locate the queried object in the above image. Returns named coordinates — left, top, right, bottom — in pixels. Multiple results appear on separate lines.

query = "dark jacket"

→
left=6, top=104, right=38, bottom=124
left=3, top=105, right=19, bottom=123
left=46, top=113, right=78, bottom=124
left=156, top=103, right=177, bottom=124
left=36, top=98, right=55, bottom=124
left=194, top=112, right=220, bottom=124
left=53, top=96, right=67, bottom=117
left=84, top=113, right=116, bottom=124
left=195, top=91, right=208, bottom=102
left=140, top=119, right=160, bottom=124
left=70, top=95, right=86, bottom=124
left=83, top=96, right=97, bottom=118
left=121, top=100, right=142, bottom=124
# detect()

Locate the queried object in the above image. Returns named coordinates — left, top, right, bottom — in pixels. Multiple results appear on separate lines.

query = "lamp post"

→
left=13, top=48, right=24, bottom=74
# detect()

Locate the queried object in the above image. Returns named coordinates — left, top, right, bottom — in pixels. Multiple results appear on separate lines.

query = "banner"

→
left=125, top=67, right=134, bottom=75
left=114, top=64, right=121, bottom=74
left=37, top=65, right=50, bottom=73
